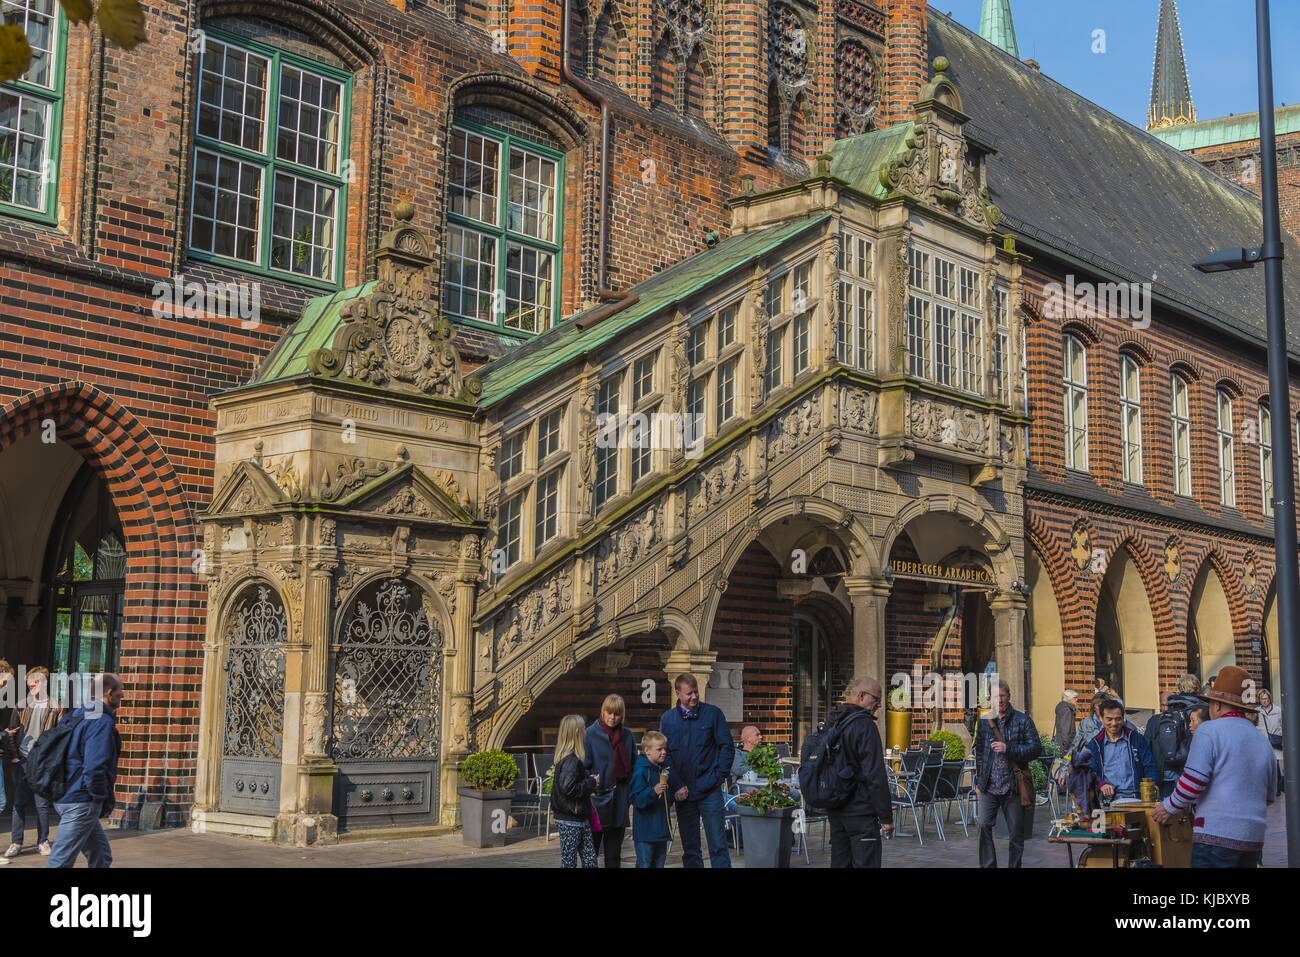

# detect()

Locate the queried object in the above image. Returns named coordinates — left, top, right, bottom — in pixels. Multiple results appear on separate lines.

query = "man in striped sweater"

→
left=1152, top=666, right=1277, bottom=867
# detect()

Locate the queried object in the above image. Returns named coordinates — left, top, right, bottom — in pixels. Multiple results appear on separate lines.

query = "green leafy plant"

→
left=1030, top=758, right=1048, bottom=794
left=928, top=729, right=965, bottom=761
left=540, top=765, right=555, bottom=796
left=887, top=684, right=910, bottom=710
left=2, top=1, right=148, bottom=84
left=460, top=749, right=519, bottom=792
left=735, top=743, right=799, bottom=814
left=1039, top=735, right=1062, bottom=761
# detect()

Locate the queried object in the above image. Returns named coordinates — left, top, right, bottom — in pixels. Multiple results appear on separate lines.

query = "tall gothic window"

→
left=1, top=1, right=65, bottom=222
left=190, top=31, right=350, bottom=285
left=1171, top=373, right=1192, bottom=496
left=444, top=123, right=563, bottom=335
left=767, top=2, right=811, bottom=156
left=1062, top=335, right=1088, bottom=472
left=495, top=403, right=570, bottom=574
left=1260, top=402, right=1274, bottom=517
left=1120, top=355, right=1143, bottom=485
left=1217, top=389, right=1236, bottom=507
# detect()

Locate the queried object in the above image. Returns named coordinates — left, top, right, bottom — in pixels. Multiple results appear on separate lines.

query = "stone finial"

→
left=932, top=56, right=950, bottom=76
left=815, top=153, right=833, bottom=177
left=394, top=199, right=415, bottom=223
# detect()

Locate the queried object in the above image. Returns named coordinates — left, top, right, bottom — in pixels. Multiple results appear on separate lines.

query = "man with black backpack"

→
left=1145, top=678, right=1201, bottom=799
left=800, top=675, right=893, bottom=868
left=35, top=673, right=122, bottom=869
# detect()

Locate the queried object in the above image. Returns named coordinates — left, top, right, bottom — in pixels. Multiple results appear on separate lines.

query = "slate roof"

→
left=927, top=11, right=1300, bottom=355
left=474, top=214, right=831, bottom=407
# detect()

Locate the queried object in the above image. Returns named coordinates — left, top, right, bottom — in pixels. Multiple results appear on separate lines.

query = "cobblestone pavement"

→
left=4, top=795, right=1287, bottom=868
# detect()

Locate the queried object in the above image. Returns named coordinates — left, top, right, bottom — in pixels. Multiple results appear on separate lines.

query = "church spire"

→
left=1148, top=0, right=1197, bottom=129
left=979, top=0, right=1020, bottom=58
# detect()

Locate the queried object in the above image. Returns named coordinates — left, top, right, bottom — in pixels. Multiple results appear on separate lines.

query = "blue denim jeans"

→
left=46, top=802, right=112, bottom=869
left=673, top=785, right=731, bottom=868
left=634, top=840, right=668, bottom=868
left=1191, top=842, right=1262, bottom=869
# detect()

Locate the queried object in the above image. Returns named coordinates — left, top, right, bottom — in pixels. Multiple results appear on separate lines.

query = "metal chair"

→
left=795, top=785, right=828, bottom=864
left=509, top=752, right=542, bottom=832
left=935, top=760, right=970, bottom=837
left=723, top=780, right=743, bottom=851
left=888, top=762, right=925, bottom=845
left=914, top=748, right=947, bottom=841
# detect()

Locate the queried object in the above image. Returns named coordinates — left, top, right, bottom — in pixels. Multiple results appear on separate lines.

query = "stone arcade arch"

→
left=1188, top=557, right=1238, bottom=683
left=1093, top=546, right=1160, bottom=711
left=1025, top=546, right=1066, bottom=732
left=1263, top=582, right=1281, bottom=697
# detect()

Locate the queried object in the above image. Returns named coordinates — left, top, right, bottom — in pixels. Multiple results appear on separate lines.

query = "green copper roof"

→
left=979, top=0, right=1019, bottom=58
left=252, top=281, right=377, bottom=384
left=477, top=214, right=831, bottom=408
left=1149, top=103, right=1300, bottom=150
left=828, top=123, right=915, bottom=199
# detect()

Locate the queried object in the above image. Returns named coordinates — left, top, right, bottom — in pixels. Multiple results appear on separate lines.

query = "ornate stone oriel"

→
left=308, top=203, right=479, bottom=404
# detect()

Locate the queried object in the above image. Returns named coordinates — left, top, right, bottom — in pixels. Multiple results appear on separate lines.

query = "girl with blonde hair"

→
left=552, top=714, right=600, bottom=867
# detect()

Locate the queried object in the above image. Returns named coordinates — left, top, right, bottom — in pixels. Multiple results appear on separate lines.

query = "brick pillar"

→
left=813, top=0, right=837, bottom=154
left=721, top=0, right=769, bottom=161
left=879, top=0, right=928, bottom=130
left=509, top=0, right=564, bottom=84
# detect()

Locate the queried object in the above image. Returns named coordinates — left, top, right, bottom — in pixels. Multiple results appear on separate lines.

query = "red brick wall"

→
left=879, top=0, right=927, bottom=130
left=1187, top=130, right=1300, bottom=243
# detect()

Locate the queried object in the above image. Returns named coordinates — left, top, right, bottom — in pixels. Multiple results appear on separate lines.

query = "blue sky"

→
left=939, top=0, right=1300, bottom=129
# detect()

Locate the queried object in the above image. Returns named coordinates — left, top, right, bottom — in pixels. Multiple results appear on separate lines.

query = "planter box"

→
left=737, top=804, right=796, bottom=868
left=458, top=787, right=513, bottom=848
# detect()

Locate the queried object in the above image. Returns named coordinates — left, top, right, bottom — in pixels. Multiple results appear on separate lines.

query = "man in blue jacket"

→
left=1084, top=697, right=1157, bottom=802
left=660, top=672, right=733, bottom=868
left=47, top=673, right=122, bottom=869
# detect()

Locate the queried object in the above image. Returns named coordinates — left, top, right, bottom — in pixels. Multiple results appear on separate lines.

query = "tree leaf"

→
left=96, top=0, right=148, bottom=51
left=59, top=0, right=96, bottom=26
left=0, top=24, right=32, bottom=84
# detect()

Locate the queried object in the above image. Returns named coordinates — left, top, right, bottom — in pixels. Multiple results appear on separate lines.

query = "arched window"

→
left=1171, top=374, right=1192, bottom=496
left=1259, top=402, right=1273, bottom=517
left=1120, top=355, right=1143, bottom=485
left=1216, top=389, right=1235, bottom=507
left=1, top=1, right=65, bottom=223
left=189, top=29, right=351, bottom=286
left=42, top=464, right=125, bottom=674
left=1063, top=336, right=1088, bottom=471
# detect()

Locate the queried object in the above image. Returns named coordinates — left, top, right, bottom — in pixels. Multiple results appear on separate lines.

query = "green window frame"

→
left=443, top=120, right=565, bottom=337
left=188, top=28, right=351, bottom=290
left=0, top=1, right=66, bottom=224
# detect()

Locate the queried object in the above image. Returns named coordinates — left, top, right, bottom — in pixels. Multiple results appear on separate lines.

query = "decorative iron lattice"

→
left=332, top=578, right=443, bottom=762
left=768, top=2, right=812, bottom=108
left=222, top=586, right=286, bottom=760
left=658, top=0, right=712, bottom=61
left=835, top=39, right=878, bottom=136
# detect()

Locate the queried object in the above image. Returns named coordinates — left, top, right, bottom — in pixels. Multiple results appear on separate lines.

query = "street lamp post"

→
left=1194, top=0, right=1299, bottom=867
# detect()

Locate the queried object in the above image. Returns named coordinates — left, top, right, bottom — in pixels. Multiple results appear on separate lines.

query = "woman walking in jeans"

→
left=4, top=667, right=63, bottom=859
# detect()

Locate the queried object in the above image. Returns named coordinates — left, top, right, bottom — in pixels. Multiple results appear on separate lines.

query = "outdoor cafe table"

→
left=1048, top=832, right=1135, bottom=869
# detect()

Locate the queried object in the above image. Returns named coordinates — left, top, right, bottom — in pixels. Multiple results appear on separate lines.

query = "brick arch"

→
left=1060, top=318, right=1103, bottom=346
left=1116, top=337, right=1156, bottom=365
left=0, top=382, right=200, bottom=824
left=1213, top=375, right=1247, bottom=399
left=199, top=0, right=387, bottom=68
left=1168, top=355, right=1205, bottom=383
left=1025, top=512, right=1081, bottom=636
left=1182, top=544, right=1251, bottom=660
left=1102, top=528, right=1179, bottom=690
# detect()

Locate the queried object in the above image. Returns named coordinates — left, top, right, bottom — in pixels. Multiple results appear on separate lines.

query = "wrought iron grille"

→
left=222, top=586, right=287, bottom=759
left=332, top=578, right=442, bottom=762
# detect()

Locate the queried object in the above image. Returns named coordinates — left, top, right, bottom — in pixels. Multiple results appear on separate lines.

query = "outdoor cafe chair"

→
left=508, top=752, right=543, bottom=834
left=914, top=748, right=947, bottom=841
left=888, top=763, right=925, bottom=845
left=934, top=760, right=969, bottom=837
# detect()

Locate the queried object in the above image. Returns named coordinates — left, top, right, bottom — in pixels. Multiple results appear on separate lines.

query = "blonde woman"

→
left=552, top=714, right=600, bottom=868
left=584, top=693, right=636, bottom=867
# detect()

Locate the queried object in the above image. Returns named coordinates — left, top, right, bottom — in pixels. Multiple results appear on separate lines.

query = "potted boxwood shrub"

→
left=458, top=749, right=519, bottom=847
left=735, top=743, right=800, bottom=868
left=886, top=684, right=913, bottom=751
left=928, top=729, right=965, bottom=762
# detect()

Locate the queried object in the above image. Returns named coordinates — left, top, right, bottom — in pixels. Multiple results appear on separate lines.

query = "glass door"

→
left=793, top=615, right=831, bottom=752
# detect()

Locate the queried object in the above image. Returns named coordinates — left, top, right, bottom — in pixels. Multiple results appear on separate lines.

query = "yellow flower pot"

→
left=886, top=708, right=913, bottom=752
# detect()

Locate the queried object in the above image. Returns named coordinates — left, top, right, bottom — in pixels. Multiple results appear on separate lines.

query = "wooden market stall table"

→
left=1048, top=801, right=1193, bottom=868
left=1048, top=832, right=1135, bottom=869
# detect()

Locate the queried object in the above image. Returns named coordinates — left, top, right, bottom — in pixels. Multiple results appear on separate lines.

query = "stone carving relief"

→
left=835, top=39, right=878, bottom=137
left=319, top=519, right=337, bottom=546
left=1244, top=551, right=1259, bottom=595
left=688, top=450, right=747, bottom=522
left=880, top=121, right=931, bottom=200
left=576, top=380, right=598, bottom=519
left=266, top=457, right=304, bottom=501
left=498, top=568, right=574, bottom=660
left=905, top=395, right=989, bottom=453
left=302, top=692, right=328, bottom=757
left=307, top=204, right=478, bottom=403
left=1163, top=535, right=1182, bottom=582
left=888, top=227, right=912, bottom=369
left=320, top=458, right=390, bottom=502
left=377, top=486, right=433, bottom=518
left=597, top=505, right=665, bottom=585
left=1071, top=522, right=1092, bottom=572
left=433, top=570, right=457, bottom=620
left=767, top=396, right=821, bottom=462
left=670, top=322, right=690, bottom=415
left=839, top=385, right=878, bottom=434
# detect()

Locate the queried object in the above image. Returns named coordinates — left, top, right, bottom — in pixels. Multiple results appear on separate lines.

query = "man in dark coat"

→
left=1053, top=690, right=1078, bottom=753
left=973, top=679, right=1041, bottom=868
left=659, top=672, right=733, bottom=868
left=823, top=675, right=894, bottom=868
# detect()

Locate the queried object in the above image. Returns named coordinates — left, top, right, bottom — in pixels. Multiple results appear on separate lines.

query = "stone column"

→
left=664, top=648, right=718, bottom=703
left=990, top=592, right=1028, bottom=710
left=846, top=575, right=892, bottom=735
left=191, top=579, right=226, bottom=822
left=440, top=543, right=480, bottom=826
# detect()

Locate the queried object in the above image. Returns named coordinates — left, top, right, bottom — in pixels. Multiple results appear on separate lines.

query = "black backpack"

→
left=24, top=710, right=85, bottom=801
left=798, top=710, right=870, bottom=811
left=1146, top=697, right=1195, bottom=774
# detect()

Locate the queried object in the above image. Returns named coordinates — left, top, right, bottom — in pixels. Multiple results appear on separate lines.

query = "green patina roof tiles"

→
left=253, top=281, right=377, bottom=384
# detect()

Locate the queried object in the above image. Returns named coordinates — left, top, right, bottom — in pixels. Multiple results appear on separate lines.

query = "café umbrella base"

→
left=737, top=804, right=797, bottom=868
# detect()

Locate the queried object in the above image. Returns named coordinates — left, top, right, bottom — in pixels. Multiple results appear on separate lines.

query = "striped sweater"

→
left=1161, top=714, right=1277, bottom=851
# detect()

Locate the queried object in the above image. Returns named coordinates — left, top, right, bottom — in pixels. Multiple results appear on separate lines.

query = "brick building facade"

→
left=1, top=0, right=1296, bottom=839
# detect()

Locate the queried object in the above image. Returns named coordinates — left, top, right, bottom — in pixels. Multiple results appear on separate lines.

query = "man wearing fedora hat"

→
left=1153, top=666, right=1277, bottom=867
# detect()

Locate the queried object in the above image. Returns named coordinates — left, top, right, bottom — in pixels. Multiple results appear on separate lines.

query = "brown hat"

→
left=1198, top=666, right=1260, bottom=711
